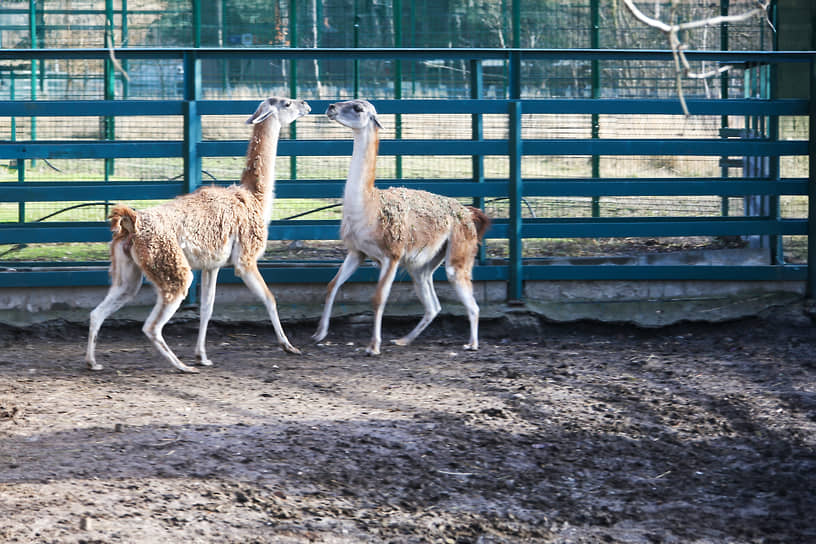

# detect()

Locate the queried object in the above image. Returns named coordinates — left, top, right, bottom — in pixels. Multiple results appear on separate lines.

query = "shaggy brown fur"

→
left=86, top=97, right=310, bottom=373
left=313, top=99, right=491, bottom=355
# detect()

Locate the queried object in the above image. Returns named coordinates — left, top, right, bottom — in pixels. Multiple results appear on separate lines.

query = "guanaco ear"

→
left=246, top=99, right=278, bottom=125
left=371, top=113, right=383, bottom=130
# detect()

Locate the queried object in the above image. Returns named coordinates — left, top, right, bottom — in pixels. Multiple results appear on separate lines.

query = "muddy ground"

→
left=1, top=306, right=815, bottom=544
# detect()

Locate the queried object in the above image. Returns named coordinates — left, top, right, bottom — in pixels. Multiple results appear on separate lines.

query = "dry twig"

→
left=622, top=0, right=773, bottom=115
left=105, top=21, right=130, bottom=83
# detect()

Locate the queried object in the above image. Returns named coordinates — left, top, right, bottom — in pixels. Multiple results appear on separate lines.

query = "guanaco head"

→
left=326, top=99, right=382, bottom=131
left=247, top=97, right=311, bottom=126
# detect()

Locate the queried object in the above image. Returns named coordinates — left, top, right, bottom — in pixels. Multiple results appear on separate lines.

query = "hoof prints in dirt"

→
left=1, top=308, right=815, bottom=543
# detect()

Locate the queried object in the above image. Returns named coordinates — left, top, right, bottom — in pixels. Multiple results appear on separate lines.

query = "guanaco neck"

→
left=240, top=118, right=281, bottom=222
left=343, top=124, right=379, bottom=219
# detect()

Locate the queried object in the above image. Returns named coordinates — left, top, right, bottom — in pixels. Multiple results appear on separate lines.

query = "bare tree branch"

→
left=105, top=19, right=130, bottom=83
left=622, top=0, right=772, bottom=115
left=623, top=0, right=770, bottom=33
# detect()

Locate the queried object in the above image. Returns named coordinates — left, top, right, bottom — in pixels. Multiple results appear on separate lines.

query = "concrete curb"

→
left=0, top=290, right=807, bottom=332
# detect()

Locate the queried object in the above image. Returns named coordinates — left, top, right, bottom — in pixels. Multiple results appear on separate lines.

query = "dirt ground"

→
left=1, top=306, right=815, bottom=544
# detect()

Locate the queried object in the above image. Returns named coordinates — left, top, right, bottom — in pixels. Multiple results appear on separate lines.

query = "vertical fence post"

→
left=768, top=66, right=782, bottom=264
left=807, top=57, right=816, bottom=299
left=219, top=0, right=228, bottom=90
left=28, top=0, right=36, bottom=172
left=183, top=53, right=202, bottom=194
left=16, top=151, right=25, bottom=223
left=507, top=51, right=523, bottom=303
left=183, top=51, right=202, bottom=305
left=719, top=0, right=730, bottom=217
left=353, top=0, right=360, bottom=98
left=590, top=0, right=601, bottom=218
left=471, top=59, right=486, bottom=264
left=409, top=0, right=416, bottom=95
left=768, top=2, right=782, bottom=264
left=511, top=0, right=520, bottom=48
left=9, top=71, right=16, bottom=139
left=104, top=0, right=115, bottom=181
left=122, top=0, right=129, bottom=98
left=187, top=3, right=203, bottom=307
left=10, top=70, right=25, bottom=224
left=192, top=0, right=201, bottom=47
left=289, top=0, right=298, bottom=180
left=393, top=0, right=403, bottom=180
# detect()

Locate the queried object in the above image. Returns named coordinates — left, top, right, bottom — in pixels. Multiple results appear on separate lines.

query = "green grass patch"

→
left=0, top=242, right=110, bottom=262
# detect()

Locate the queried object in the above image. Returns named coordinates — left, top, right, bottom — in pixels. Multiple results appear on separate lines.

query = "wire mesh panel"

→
left=0, top=1, right=810, bottom=286
left=0, top=0, right=776, bottom=101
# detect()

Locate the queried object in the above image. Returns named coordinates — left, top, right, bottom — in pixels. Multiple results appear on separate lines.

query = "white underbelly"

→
left=181, top=236, right=234, bottom=270
left=402, top=239, right=446, bottom=268
left=342, top=216, right=382, bottom=257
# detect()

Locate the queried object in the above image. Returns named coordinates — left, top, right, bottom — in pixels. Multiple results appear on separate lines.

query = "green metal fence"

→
left=1, top=0, right=774, bottom=100
left=0, top=47, right=813, bottom=300
left=1, top=1, right=772, bottom=50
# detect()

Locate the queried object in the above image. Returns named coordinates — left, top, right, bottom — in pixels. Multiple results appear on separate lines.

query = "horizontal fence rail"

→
left=0, top=48, right=814, bottom=299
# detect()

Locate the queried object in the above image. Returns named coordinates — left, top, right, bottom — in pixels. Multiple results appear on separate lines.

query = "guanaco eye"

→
left=282, top=100, right=292, bottom=107
left=353, top=104, right=364, bottom=112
